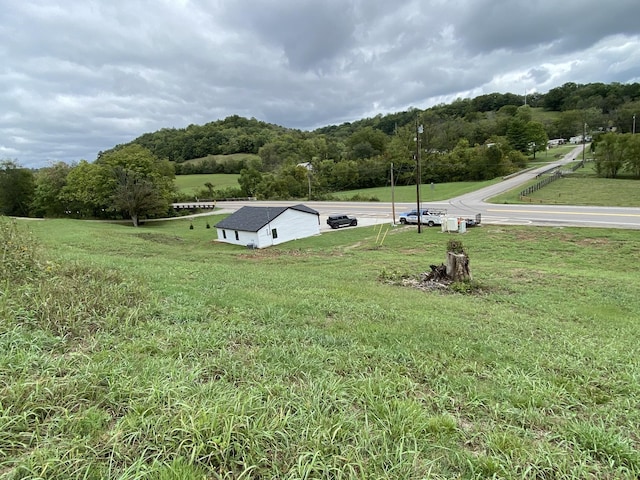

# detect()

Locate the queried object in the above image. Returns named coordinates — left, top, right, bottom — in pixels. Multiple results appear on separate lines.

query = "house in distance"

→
left=214, top=204, right=320, bottom=248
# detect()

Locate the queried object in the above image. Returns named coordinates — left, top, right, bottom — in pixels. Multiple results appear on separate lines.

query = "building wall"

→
left=255, top=209, right=320, bottom=247
left=215, top=228, right=259, bottom=248
left=216, top=209, right=320, bottom=248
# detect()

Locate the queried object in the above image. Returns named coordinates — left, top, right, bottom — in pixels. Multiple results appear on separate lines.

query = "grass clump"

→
left=1, top=218, right=158, bottom=340
left=0, top=217, right=43, bottom=283
left=11, top=263, right=157, bottom=338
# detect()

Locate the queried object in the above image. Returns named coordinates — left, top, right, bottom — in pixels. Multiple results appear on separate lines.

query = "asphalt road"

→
left=174, top=145, right=640, bottom=230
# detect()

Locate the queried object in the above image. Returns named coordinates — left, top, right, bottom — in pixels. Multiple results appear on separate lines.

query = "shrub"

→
left=447, top=238, right=465, bottom=254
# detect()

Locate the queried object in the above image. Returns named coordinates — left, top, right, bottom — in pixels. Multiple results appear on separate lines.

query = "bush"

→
left=447, top=238, right=465, bottom=254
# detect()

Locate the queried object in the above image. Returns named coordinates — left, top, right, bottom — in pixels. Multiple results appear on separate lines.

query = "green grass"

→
left=528, top=107, right=562, bottom=124
left=174, top=174, right=240, bottom=195
left=489, top=161, right=640, bottom=206
left=2, top=216, right=640, bottom=479
left=333, top=179, right=501, bottom=202
left=529, top=144, right=577, bottom=163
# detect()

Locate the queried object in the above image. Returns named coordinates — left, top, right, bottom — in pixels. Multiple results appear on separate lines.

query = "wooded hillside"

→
left=109, top=82, right=640, bottom=169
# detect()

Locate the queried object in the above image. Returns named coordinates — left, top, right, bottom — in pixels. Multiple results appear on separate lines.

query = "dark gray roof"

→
left=214, top=204, right=319, bottom=232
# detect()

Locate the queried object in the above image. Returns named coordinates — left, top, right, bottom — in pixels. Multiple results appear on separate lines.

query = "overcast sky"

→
left=2, top=0, right=640, bottom=168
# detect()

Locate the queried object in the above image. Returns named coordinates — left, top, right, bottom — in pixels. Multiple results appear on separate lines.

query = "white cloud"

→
left=1, top=0, right=639, bottom=168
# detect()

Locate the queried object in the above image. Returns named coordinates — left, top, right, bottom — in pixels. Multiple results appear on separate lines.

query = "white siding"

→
left=216, top=208, right=319, bottom=248
left=216, top=228, right=259, bottom=248
left=269, top=209, right=320, bottom=246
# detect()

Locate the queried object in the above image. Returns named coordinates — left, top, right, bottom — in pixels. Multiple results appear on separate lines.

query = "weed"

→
left=0, top=217, right=43, bottom=283
left=447, top=238, right=465, bottom=254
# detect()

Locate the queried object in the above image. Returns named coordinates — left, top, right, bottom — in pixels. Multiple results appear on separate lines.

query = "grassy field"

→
left=529, top=144, right=578, bottom=162
left=528, top=107, right=561, bottom=125
left=2, top=215, right=640, bottom=479
left=331, top=179, right=501, bottom=203
left=488, top=161, right=640, bottom=206
left=174, top=174, right=240, bottom=195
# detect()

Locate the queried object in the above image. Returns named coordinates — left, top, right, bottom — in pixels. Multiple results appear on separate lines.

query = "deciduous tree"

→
left=31, top=162, right=71, bottom=217
left=0, top=160, right=34, bottom=217
left=111, top=168, right=165, bottom=227
left=98, top=145, right=175, bottom=226
left=595, top=133, right=625, bottom=178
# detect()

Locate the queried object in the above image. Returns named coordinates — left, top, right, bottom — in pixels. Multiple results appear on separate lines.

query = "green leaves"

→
left=0, top=160, right=35, bottom=217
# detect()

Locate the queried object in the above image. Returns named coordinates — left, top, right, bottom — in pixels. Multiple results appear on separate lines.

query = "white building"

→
left=215, top=204, right=320, bottom=248
left=547, top=138, right=566, bottom=147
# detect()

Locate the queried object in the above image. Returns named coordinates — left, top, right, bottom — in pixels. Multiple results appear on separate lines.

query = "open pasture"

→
left=2, top=217, right=639, bottom=479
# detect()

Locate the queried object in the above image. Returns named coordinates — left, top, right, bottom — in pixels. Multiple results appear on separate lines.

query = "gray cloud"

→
left=1, top=0, right=639, bottom=168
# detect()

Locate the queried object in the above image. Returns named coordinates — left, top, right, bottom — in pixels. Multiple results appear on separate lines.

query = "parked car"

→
left=398, top=208, right=447, bottom=226
left=327, top=214, right=358, bottom=229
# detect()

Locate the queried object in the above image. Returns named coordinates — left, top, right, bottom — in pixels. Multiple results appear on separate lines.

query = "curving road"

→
left=174, top=145, right=640, bottom=230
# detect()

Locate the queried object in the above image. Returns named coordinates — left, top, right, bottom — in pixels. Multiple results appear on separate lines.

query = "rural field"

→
left=329, top=179, right=501, bottom=203
left=2, top=210, right=639, bottom=478
left=174, top=174, right=241, bottom=196
left=489, top=161, right=640, bottom=207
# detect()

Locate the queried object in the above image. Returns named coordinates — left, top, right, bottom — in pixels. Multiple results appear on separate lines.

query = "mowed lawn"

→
left=330, top=179, right=501, bottom=203
left=174, top=173, right=240, bottom=195
left=2, top=215, right=639, bottom=479
left=488, top=162, right=640, bottom=206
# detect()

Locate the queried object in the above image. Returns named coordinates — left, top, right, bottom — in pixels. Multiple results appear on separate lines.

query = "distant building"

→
left=548, top=138, right=566, bottom=147
left=570, top=135, right=592, bottom=144
left=215, top=204, right=320, bottom=248
left=297, top=162, right=313, bottom=171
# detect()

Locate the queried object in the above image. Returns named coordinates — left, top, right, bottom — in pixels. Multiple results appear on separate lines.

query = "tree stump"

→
left=446, top=252, right=472, bottom=282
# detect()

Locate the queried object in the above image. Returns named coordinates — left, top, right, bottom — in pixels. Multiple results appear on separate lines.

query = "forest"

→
left=2, top=82, right=640, bottom=220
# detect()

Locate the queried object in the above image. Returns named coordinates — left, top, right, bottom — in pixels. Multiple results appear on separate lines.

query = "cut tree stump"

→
left=446, top=252, right=472, bottom=282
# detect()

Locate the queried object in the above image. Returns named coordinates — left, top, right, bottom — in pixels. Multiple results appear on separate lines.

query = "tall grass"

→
left=2, top=216, right=639, bottom=478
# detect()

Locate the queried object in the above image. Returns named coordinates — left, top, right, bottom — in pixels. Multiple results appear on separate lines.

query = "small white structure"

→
left=441, top=217, right=467, bottom=234
left=215, top=204, right=320, bottom=248
left=297, top=162, right=313, bottom=171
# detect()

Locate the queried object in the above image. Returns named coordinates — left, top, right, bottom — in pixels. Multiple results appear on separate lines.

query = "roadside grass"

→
left=488, top=161, right=640, bottom=206
left=332, top=179, right=500, bottom=203
left=330, top=145, right=583, bottom=204
left=174, top=174, right=240, bottom=195
left=527, top=144, right=577, bottom=164
left=3, top=216, right=640, bottom=479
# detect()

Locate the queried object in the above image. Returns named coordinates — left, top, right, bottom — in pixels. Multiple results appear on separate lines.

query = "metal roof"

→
left=214, top=204, right=319, bottom=232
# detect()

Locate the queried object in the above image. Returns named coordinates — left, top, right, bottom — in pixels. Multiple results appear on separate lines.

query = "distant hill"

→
left=103, top=82, right=640, bottom=168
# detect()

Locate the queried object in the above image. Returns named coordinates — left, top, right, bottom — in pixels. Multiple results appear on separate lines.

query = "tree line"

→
left=1, top=145, right=175, bottom=226
left=3, top=82, right=640, bottom=221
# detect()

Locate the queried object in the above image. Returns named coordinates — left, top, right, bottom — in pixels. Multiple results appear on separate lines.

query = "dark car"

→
left=327, top=214, right=358, bottom=229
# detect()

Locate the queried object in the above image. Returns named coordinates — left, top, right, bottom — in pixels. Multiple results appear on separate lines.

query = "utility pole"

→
left=391, top=163, right=396, bottom=225
left=415, top=118, right=423, bottom=233
left=582, top=122, right=587, bottom=164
